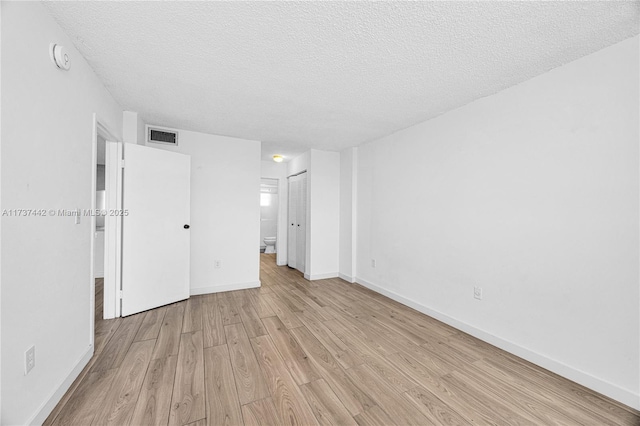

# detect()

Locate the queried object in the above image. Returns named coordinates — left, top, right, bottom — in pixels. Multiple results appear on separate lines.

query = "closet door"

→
left=296, top=173, right=307, bottom=274
left=287, top=175, right=298, bottom=269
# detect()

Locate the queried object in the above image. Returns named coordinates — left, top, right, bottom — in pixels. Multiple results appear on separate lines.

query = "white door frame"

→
left=91, top=114, right=119, bottom=328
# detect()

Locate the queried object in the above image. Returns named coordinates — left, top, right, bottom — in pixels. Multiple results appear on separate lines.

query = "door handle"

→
left=184, top=224, right=190, bottom=229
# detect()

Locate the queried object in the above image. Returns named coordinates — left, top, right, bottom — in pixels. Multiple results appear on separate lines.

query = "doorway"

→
left=90, top=115, right=118, bottom=340
left=103, top=142, right=192, bottom=318
left=260, top=178, right=279, bottom=259
left=94, top=134, right=106, bottom=279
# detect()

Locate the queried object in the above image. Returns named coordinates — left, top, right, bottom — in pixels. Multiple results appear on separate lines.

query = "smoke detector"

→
left=50, top=44, right=70, bottom=70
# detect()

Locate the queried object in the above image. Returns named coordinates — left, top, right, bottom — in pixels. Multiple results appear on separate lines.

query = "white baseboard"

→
left=304, top=272, right=339, bottom=281
left=29, top=345, right=94, bottom=425
left=190, top=280, right=260, bottom=296
left=355, top=276, right=640, bottom=411
left=338, top=273, right=355, bottom=283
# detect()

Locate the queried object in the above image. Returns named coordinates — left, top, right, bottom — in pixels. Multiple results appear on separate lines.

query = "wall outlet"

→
left=25, top=345, right=35, bottom=375
left=214, top=260, right=221, bottom=269
left=474, top=286, right=483, bottom=300
left=371, top=259, right=376, bottom=268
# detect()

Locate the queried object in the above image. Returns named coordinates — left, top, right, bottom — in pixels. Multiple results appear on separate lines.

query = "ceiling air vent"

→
left=146, top=125, right=178, bottom=146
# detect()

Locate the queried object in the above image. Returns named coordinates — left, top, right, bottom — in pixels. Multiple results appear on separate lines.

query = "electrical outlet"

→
left=474, top=286, right=483, bottom=300
left=25, top=346, right=35, bottom=375
left=214, top=260, right=221, bottom=269
left=371, top=259, right=376, bottom=268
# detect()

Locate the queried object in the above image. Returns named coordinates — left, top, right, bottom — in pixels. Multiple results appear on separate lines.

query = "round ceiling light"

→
left=273, top=155, right=284, bottom=163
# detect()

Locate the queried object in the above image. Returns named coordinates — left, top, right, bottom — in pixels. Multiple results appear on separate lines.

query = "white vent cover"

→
left=146, top=125, right=179, bottom=145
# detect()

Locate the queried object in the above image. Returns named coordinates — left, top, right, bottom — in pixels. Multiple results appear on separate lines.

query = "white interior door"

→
left=296, top=173, right=307, bottom=274
left=104, top=141, right=123, bottom=319
left=288, top=176, right=298, bottom=269
left=121, top=144, right=191, bottom=316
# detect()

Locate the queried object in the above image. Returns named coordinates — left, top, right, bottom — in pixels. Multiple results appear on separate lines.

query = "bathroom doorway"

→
left=260, top=178, right=279, bottom=258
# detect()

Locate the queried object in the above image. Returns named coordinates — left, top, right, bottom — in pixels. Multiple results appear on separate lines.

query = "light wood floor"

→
left=46, top=254, right=639, bottom=426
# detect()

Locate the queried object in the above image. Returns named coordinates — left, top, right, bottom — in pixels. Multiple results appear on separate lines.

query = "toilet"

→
left=264, top=236, right=277, bottom=253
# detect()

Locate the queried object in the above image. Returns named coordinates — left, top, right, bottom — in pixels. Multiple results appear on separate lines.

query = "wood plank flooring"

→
left=45, top=255, right=640, bottom=425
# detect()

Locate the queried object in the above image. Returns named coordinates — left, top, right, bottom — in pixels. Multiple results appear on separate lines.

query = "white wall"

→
left=146, top=130, right=261, bottom=294
left=355, top=36, right=639, bottom=409
left=94, top=231, right=105, bottom=278
left=1, top=2, right=123, bottom=424
left=261, top=161, right=288, bottom=266
left=287, top=150, right=341, bottom=280
left=136, top=114, right=146, bottom=146
left=123, top=111, right=137, bottom=144
left=122, top=111, right=146, bottom=145
left=287, top=151, right=309, bottom=176
left=308, top=149, right=340, bottom=280
left=339, top=147, right=357, bottom=282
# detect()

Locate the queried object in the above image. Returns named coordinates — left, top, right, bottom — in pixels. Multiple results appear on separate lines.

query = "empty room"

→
left=1, top=1, right=639, bottom=425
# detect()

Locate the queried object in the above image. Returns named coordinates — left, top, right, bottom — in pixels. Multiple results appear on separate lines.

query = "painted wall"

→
left=94, top=231, right=105, bottom=278
left=308, top=149, right=340, bottom=280
left=96, top=165, right=106, bottom=191
left=261, top=160, right=288, bottom=266
left=136, top=114, right=146, bottom=146
left=287, top=150, right=341, bottom=279
left=339, top=147, right=357, bottom=282
left=122, top=110, right=146, bottom=145
left=287, top=151, right=309, bottom=176
left=146, top=130, right=261, bottom=294
left=1, top=2, right=123, bottom=424
left=96, top=164, right=105, bottom=230
left=355, top=36, right=639, bottom=409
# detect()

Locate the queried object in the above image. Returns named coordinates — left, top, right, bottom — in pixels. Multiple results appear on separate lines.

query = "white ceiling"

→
left=44, top=1, right=639, bottom=162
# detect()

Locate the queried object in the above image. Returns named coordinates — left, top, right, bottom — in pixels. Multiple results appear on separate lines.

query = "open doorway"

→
left=94, top=134, right=106, bottom=279
left=260, top=178, right=279, bottom=263
left=93, top=133, right=106, bottom=331
left=90, top=115, right=118, bottom=337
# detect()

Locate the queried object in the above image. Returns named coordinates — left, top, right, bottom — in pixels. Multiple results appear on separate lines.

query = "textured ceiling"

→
left=43, top=1, right=639, bottom=161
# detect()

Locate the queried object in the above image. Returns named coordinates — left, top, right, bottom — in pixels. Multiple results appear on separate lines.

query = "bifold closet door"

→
left=287, top=172, right=307, bottom=274
left=296, top=173, right=307, bottom=274
left=287, top=176, right=298, bottom=269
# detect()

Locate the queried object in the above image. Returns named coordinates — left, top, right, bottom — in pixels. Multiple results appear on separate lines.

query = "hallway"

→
left=45, top=254, right=638, bottom=425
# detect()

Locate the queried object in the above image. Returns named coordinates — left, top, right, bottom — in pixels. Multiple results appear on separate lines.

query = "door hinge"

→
left=119, top=159, right=125, bottom=169
left=119, top=290, right=123, bottom=299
